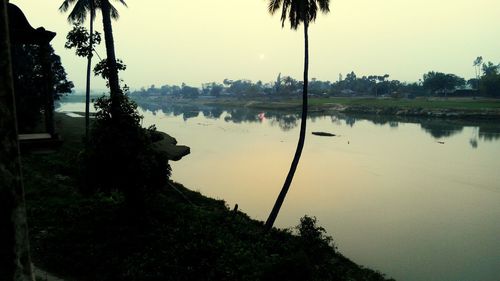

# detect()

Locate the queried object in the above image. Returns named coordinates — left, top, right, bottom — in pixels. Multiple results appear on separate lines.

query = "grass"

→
left=307, top=97, right=500, bottom=110
left=22, top=113, right=393, bottom=281
left=132, top=95, right=500, bottom=114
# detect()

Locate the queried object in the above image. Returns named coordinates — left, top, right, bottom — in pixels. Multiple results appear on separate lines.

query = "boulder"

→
left=152, top=132, right=190, bottom=161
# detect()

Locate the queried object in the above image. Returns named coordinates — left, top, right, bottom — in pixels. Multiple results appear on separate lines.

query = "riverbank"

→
left=23, top=114, right=393, bottom=281
left=130, top=95, right=500, bottom=119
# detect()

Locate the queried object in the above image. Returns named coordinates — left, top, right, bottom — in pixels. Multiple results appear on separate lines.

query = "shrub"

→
left=80, top=93, right=171, bottom=208
left=297, top=215, right=339, bottom=280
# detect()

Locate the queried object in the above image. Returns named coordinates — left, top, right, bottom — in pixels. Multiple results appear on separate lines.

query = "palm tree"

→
left=473, top=56, right=483, bottom=97
left=60, top=0, right=95, bottom=138
left=99, top=0, right=126, bottom=118
left=59, top=0, right=126, bottom=130
left=265, top=0, right=330, bottom=230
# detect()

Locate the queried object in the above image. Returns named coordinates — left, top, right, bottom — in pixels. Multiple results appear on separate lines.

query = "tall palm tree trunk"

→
left=265, top=20, right=309, bottom=230
left=84, top=1, right=94, bottom=138
left=100, top=0, right=121, bottom=116
left=0, top=1, right=34, bottom=280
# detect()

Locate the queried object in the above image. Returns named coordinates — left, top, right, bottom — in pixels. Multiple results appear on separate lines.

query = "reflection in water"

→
left=345, top=116, right=356, bottom=127
left=137, top=102, right=500, bottom=145
left=330, top=116, right=342, bottom=126
left=182, top=110, right=199, bottom=121
left=479, top=125, right=500, bottom=141
left=270, top=114, right=299, bottom=131
left=57, top=98, right=500, bottom=147
left=419, top=121, right=463, bottom=139
left=389, top=121, right=398, bottom=128
left=202, top=107, right=223, bottom=119
left=469, top=138, right=478, bottom=148
left=224, top=108, right=259, bottom=124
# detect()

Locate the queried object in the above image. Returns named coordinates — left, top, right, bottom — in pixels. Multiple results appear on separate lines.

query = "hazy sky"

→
left=12, top=0, right=500, bottom=91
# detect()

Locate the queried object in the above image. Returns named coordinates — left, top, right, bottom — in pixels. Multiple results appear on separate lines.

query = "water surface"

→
left=58, top=101, right=500, bottom=281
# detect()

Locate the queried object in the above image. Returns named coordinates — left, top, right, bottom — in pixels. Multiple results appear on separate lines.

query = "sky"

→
left=11, top=0, right=500, bottom=91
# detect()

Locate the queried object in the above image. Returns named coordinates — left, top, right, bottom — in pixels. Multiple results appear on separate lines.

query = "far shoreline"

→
left=126, top=95, right=500, bottom=120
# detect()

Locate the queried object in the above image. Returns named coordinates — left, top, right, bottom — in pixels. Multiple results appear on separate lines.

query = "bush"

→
left=80, top=94, right=171, bottom=207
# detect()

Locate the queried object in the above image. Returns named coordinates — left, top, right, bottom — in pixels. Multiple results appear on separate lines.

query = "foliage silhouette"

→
left=65, top=23, right=101, bottom=58
left=11, top=44, right=73, bottom=131
left=80, top=93, right=171, bottom=208
left=60, top=0, right=127, bottom=123
left=99, top=0, right=126, bottom=118
left=93, top=58, right=126, bottom=79
left=422, top=71, right=465, bottom=96
left=61, top=0, right=96, bottom=138
left=480, top=62, right=500, bottom=97
left=64, top=23, right=101, bottom=137
left=59, top=0, right=126, bottom=24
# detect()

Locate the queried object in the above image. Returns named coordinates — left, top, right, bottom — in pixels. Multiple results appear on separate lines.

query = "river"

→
left=57, top=100, right=500, bottom=281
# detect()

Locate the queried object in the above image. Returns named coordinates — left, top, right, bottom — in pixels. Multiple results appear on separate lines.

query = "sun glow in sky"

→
left=11, top=0, right=500, bottom=90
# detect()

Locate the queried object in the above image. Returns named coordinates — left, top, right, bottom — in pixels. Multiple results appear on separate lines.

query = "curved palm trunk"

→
left=265, top=20, right=309, bottom=230
left=0, top=1, right=34, bottom=280
left=100, top=0, right=121, bottom=116
left=84, top=1, right=94, bottom=138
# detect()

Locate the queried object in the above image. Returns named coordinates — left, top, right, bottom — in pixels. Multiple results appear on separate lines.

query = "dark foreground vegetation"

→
left=23, top=114, right=392, bottom=281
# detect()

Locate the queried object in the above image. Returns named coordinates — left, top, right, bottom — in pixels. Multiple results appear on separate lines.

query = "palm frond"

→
left=59, top=1, right=70, bottom=12
left=270, top=0, right=331, bottom=29
left=59, top=0, right=77, bottom=13
left=113, top=0, right=128, bottom=8
left=318, top=0, right=330, bottom=13
left=308, top=1, right=318, bottom=23
left=67, top=0, right=89, bottom=23
left=109, top=4, right=120, bottom=20
left=268, top=0, right=281, bottom=14
left=60, top=0, right=127, bottom=23
left=288, top=0, right=300, bottom=29
left=281, top=0, right=291, bottom=28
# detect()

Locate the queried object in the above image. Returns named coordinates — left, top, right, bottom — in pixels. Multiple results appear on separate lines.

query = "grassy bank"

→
left=23, top=114, right=392, bottom=281
left=308, top=97, right=500, bottom=109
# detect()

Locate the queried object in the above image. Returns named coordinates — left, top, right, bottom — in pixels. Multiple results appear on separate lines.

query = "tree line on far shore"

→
left=132, top=63, right=500, bottom=99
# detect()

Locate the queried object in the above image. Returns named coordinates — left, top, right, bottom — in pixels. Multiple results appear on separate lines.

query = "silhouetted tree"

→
left=180, top=83, right=199, bottom=99
left=265, top=0, right=330, bottom=230
left=60, top=0, right=97, bottom=137
left=100, top=0, right=126, bottom=116
left=81, top=94, right=172, bottom=209
left=64, top=22, right=101, bottom=137
left=422, top=71, right=465, bottom=96
left=210, top=83, right=223, bottom=97
left=11, top=44, right=73, bottom=131
left=482, top=61, right=498, bottom=76
left=60, top=0, right=127, bottom=120
left=371, top=74, right=389, bottom=96
left=480, top=62, right=500, bottom=97
left=93, top=57, right=126, bottom=80
left=473, top=56, right=483, bottom=97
